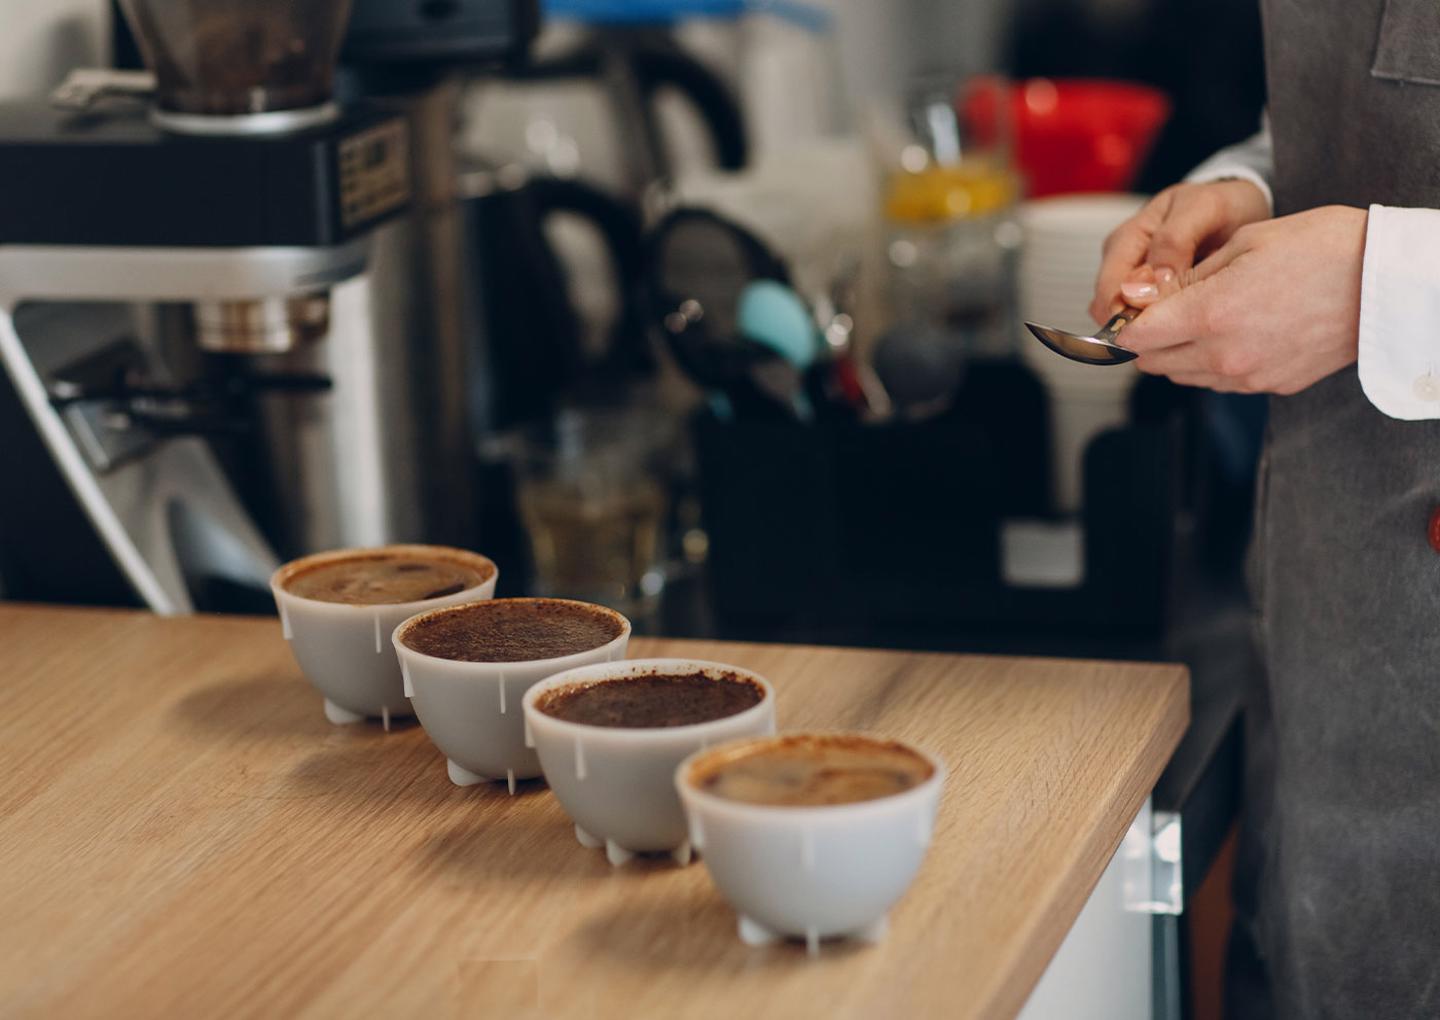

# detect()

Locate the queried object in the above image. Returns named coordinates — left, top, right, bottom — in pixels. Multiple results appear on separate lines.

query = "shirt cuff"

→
left=1358, top=204, right=1440, bottom=420
left=1183, top=163, right=1274, bottom=216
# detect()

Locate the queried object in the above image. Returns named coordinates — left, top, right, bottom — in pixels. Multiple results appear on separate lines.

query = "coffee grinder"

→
left=0, top=0, right=533, bottom=613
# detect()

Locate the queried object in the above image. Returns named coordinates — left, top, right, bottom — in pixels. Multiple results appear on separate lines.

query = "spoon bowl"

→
left=1025, top=307, right=1140, bottom=366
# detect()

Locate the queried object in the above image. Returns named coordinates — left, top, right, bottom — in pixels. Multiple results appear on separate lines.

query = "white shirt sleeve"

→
left=1355, top=205, right=1440, bottom=420
left=1183, top=118, right=1275, bottom=215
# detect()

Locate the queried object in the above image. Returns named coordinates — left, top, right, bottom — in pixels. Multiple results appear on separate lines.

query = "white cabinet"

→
left=1019, top=799, right=1183, bottom=1020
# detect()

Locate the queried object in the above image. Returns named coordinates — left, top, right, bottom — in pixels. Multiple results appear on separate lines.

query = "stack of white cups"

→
left=1018, top=195, right=1147, bottom=513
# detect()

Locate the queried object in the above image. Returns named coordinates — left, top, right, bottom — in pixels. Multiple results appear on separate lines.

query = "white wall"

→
left=0, top=0, right=110, bottom=99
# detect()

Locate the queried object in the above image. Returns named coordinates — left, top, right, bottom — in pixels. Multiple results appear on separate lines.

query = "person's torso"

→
left=1264, top=0, right=1440, bottom=214
left=1248, top=4, right=1440, bottom=1017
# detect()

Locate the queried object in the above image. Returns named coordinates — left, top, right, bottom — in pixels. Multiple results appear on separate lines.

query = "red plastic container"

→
left=963, top=78, right=1171, bottom=198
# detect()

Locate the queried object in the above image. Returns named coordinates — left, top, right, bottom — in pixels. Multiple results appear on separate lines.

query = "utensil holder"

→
left=694, top=361, right=1180, bottom=635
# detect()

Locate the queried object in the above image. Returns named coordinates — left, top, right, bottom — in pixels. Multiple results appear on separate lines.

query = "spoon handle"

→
left=1099, top=306, right=1141, bottom=344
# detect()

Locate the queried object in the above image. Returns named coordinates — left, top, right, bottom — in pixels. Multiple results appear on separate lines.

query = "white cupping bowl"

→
left=522, top=659, right=776, bottom=866
left=270, top=545, right=498, bottom=728
left=676, top=733, right=945, bottom=954
left=393, top=598, right=631, bottom=793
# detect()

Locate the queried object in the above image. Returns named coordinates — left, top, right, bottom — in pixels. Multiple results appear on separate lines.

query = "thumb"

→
left=1118, top=274, right=1221, bottom=353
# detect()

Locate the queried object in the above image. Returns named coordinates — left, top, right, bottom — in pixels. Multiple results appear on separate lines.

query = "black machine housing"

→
left=0, top=100, right=410, bottom=248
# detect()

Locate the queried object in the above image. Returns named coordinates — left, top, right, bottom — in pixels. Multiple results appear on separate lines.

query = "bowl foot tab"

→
left=575, top=825, right=603, bottom=849
left=670, top=841, right=693, bottom=867
left=738, top=916, right=780, bottom=948
left=507, top=769, right=517, bottom=796
left=323, top=699, right=365, bottom=726
left=446, top=759, right=486, bottom=787
left=605, top=840, right=634, bottom=867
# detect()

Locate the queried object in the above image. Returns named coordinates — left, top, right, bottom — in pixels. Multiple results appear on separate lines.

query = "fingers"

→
left=1166, top=374, right=1244, bottom=392
left=1124, top=228, right=1254, bottom=351
left=1146, top=187, right=1232, bottom=275
left=1126, top=270, right=1259, bottom=389
left=1188, top=228, right=1252, bottom=283
left=1164, top=373, right=1222, bottom=389
left=1119, top=276, right=1218, bottom=354
left=1118, top=212, right=1267, bottom=393
left=1152, top=371, right=1232, bottom=391
left=1119, top=265, right=1159, bottom=306
left=1088, top=181, right=1269, bottom=327
left=1138, top=350, right=1245, bottom=392
left=1090, top=190, right=1175, bottom=324
left=1133, top=342, right=1209, bottom=377
left=1120, top=265, right=1178, bottom=308
left=1090, top=222, right=1154, bottom=323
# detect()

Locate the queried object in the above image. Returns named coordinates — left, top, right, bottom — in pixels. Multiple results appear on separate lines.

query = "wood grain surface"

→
left=0, top=604, right=1187, bottom=1020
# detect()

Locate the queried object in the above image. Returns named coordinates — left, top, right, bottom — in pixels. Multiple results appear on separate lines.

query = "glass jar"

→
left=881, top=77, right=1022, bottom=364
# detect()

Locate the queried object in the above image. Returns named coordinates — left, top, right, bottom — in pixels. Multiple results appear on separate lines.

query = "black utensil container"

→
left=694, top=361, right=1181, bottom=636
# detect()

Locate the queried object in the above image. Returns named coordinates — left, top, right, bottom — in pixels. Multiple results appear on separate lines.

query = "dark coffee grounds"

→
left=537, top=671, right=764, bottom=728
left=401, top=598, right=623, bottom=662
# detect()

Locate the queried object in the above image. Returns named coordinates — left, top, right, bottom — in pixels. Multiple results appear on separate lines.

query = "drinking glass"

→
left=514, top=403, right=674, bottom=618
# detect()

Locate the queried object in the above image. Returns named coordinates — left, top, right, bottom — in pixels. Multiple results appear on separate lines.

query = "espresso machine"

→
left=0, top=0, right=535, bottom=613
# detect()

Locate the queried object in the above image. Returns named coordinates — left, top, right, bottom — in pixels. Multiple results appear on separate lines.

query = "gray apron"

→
left=1235, top=1, right=1440, bottom=1016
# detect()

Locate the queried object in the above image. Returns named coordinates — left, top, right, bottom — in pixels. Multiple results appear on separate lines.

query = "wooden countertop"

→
left=0, top=604, right=1187, bottom=1020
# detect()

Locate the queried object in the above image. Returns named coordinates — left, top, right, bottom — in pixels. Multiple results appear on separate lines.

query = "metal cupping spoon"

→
left=1024, top=306, right=1140, bottom=366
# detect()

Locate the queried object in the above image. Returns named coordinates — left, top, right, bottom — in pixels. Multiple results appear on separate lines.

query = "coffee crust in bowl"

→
left=277, top=545, right=496, bottom=606
left=689, top=733, right=935, bottom=807
left=536, top=670, right=764, bottom=729
left=399, top=598, right=625, bottom=663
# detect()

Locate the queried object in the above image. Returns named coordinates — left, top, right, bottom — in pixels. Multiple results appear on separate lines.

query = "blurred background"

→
left=0, top=2, right=1265, bottom=1014
left=0, top=0, right=1268, bottom=637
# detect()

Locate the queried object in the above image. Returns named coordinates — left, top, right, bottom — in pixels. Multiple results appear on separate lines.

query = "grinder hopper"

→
left=115, top=0, right=363, bottom=351
left=118, top=0, right=354, bottom=131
